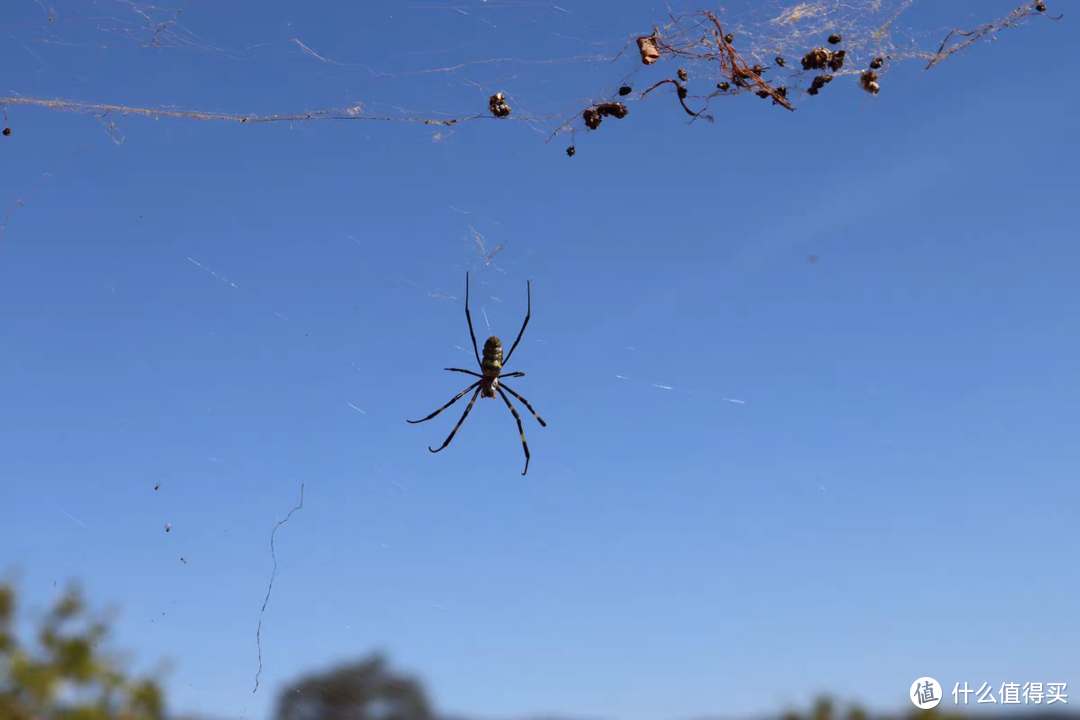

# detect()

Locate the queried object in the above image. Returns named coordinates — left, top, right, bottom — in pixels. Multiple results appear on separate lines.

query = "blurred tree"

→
left=781, top=694, right=972, bottom=720
left=812, top=695, right=835, bottom=720
left=272, top=653, right=434, bottom=720
left=0, top=579, right=166, bottom=720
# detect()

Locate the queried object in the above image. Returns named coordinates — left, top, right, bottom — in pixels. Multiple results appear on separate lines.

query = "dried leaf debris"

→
left=489, top=92, right=511, bottom=118
left=557, top=1, right=1061, bottom=154
left=0, top=2, right=1063, bottom=158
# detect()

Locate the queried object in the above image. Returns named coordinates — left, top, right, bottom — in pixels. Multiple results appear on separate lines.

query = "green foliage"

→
left=273, top=653, right=434, bottom=720
left=0, top=579, right=166, bottom=720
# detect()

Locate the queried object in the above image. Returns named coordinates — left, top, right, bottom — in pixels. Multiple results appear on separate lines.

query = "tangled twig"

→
left=0, top=2, right=1065, bottom=158
left=702, top=11, right=794, bottom=112
left=632, top=11, right=794, bottom=113
left=484, top=241, right=507, bottom=266
left=552, top=8, right=801, bottom=141
left=640, top=79, right=711, bottom=120
left=253, top=482, right=305, bottom=694
left=926, top=2, right=1063, bottom=70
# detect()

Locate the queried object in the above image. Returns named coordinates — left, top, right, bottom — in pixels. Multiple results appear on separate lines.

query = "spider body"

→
left=408, top=272, right=546, bottom=475
left=481, top=336, right=503, bottom=394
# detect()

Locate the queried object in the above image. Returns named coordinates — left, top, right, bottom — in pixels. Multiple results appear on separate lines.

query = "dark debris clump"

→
left=807, top=74, right=834, bottom=95
left=801, top=46, right=845, bottom=72
left=566, top=145, right=576, bottom=157
left=618, top=85, right=632, bottom=96
left=717, top=82, right=730, bottom=91
left=860, top=70, right=880, bottom=94
left=578, top=101, right=631, bottom=132
left=677, top=68, right=688, bottom=81
left=1035, top=1, right=1047, bottom=11
left=489, top=92, right=511, bottom=118
left=775, top=56, right=787, bottom=67
left=828, top=33, right=843, bottom=44
left=583, top=107, right=601, bottom=129
left=802, top=47, right=831, bottom=70
left=870, top=57, right=884, bottom=69
left=2, top=127, right=10, bottom=136
left=596, top=102, right=629, bottom=119
left=724, top=33, right=734, bottom=44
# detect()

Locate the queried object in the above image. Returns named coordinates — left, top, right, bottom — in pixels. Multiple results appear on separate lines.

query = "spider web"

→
left=0, top=2, right=1071, bottom=720
left=0, top=0, right=1061, bottom=153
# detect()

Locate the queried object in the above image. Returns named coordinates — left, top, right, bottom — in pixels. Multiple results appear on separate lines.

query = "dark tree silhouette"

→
left=273, top=653, right=434, bottom=720
left=779, top=693, right=977, bottom=720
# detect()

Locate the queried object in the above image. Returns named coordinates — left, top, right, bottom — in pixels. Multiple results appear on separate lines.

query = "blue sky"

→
left=1, top=1, right=1077, bottom=719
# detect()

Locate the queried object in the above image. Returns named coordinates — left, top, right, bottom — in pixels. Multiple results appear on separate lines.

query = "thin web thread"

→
left=253, top=482, right=305, bottom=694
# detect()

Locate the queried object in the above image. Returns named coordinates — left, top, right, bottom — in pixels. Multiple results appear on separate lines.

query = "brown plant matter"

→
left=860, top=70, right=880, bottom=94
left=637, top=34, right=660, bottom=64
left=489, top=92, right=510, bottom=118
left=807, top=74, right=834, bottom=96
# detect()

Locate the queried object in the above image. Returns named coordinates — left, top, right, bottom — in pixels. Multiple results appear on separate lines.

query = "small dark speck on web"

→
left=808, top=254, right=820, bottom=263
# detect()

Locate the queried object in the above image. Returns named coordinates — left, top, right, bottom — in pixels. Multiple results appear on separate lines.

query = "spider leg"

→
left=445, top=367, right=483, bottom=378
left=429, top=386, right=482, bottom=454
left=501, top=279, right=531, bottom=368
left=496, top=371, right=525, bottom=379
left=499, top=382, right=546, bottom=427
left=464, top=272, right=482, bottom=369
left=497, top=388, right=532, bottom=476
left=407, top=381, right=480, bottom=424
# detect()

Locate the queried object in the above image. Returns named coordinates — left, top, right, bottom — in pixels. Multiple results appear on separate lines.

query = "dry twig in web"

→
left=0, top=97, right=554, bottom=128
left=0, top=2, right=1065, bottom=156
left=924, top=2, right=1063, bottom=70
left=253, top=482, right=305, bottom=694
left=552, top=2, right=1062, bottom=150
left=484, top=241, right=508, bottom=266
left=553, top=8, right=797, bottom=141
left=468, top=225, right=508, bottom=267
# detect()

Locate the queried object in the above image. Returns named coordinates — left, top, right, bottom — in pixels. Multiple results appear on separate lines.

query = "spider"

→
left=408, top=272, right=546, bottom=475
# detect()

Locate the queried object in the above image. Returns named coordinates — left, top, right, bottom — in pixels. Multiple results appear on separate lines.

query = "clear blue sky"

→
left=1, top=1, right=1076, bottom=719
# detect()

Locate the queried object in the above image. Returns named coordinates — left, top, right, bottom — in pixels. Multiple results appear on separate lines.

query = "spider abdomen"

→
left=481, top=336, right=503, bottom=377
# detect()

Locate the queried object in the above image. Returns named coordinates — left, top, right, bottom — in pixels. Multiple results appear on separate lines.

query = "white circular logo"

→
left=911, top=677, right=943, bottom=709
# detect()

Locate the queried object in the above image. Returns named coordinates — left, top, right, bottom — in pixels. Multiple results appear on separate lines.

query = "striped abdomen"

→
left=480, top=336, right=503, bottom=398
left=482, top=336, right=503, bottom=377
left=483, top=334, right=503, bottom=377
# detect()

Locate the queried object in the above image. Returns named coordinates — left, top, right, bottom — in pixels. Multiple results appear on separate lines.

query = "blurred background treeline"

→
left=1, top=578, right=1072, bottom=720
